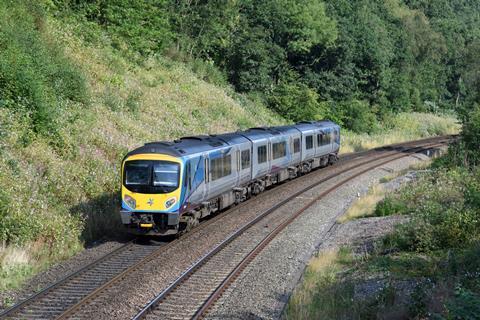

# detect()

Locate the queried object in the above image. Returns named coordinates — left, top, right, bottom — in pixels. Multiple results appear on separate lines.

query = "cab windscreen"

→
left=124, top=160, right=180, bottom=194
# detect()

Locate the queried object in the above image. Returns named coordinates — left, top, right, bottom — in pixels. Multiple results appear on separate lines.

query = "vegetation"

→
left=286, top=107, right=480, bottom=318
left=50, top=0, right=480, bottom=128
left=0, top=0, right=473, bottom=298
left=340, top=112, right=459, bottom=153
left=0, top=0, right=282, bottom=294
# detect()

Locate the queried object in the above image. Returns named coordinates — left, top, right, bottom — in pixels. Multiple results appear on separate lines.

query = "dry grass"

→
left=285, top=249, right=340, bottom=319
left=0, top=243, right=35, bottom=292
left=337, top=185, right=386, bottom=223
left=340, top=112, right=460, bottom=154
left=0, top=15, right=284, bottom=293
left=284, top=248, right=354, bottom=320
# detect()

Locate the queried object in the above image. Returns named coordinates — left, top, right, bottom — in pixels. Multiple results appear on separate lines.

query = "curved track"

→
left=131, top=141, right=448, bottom=320
left=0, top=136, right=453, bottom=320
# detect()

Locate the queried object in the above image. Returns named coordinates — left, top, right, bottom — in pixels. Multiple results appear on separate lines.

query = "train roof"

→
left=124, top=120, right=339, bottom=159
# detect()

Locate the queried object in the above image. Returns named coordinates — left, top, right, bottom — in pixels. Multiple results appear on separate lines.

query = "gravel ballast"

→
left=206, top=153, right=432, bottom=320
left=0, top=240, right=126, bottom=311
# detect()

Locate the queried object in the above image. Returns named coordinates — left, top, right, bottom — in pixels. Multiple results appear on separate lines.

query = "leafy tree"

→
left=54, top=0, right=172, bottom=54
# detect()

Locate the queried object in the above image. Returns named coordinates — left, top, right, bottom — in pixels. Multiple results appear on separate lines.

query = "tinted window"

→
left=241, top=150, right=250, bottom=169
left=317, top=134, right=322, bottom=146
left=293, top=138, right=300, bottom=153
left=258, top=145, right=267, bottom=164
left=272, top=141, right=286, bottom=159
left=124, top=160, right=180, bottom=194
left=324, top=133, right=331, bottom=145
left=210, top=154, right=232, bottom=181
left=125, top=162, right=150, bottom=185
left=153, top=162, right=180, bottom=187
left=306, top=135, right=313, bottom=149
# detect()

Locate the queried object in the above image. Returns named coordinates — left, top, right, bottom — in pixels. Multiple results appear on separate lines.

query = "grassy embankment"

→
left=0, top=2, right=460, bottom=298
left=340, top=112, right=459, bottom=154
left=285, top=137, right=480, bottom=319
left=0, top=3, right=282, bottom=294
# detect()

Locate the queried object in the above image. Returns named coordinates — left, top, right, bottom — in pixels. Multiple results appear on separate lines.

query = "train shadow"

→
left=69, top=191, right=131, bottom=245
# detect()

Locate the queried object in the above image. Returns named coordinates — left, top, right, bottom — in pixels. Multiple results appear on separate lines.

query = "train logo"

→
left=147, top=198, right=154, bottom=206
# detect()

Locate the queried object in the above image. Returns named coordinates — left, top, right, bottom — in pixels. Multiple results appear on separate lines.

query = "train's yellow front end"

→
left=120, top=153, right=184, bottom=235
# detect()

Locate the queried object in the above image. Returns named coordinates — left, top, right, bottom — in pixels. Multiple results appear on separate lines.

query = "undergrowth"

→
left=340, top=112, right=459, bottom=154
left=0, top=3, right=282, bottom=294
left=286, top=120, right=480, bottom=318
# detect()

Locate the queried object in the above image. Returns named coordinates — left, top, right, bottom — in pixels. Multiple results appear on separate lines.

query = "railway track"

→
left=131, top=141, right=448, bottom=320
left=0, top=136, right=453, bottom=320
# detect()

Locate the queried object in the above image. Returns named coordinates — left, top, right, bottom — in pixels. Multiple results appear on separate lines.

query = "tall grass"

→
left=0, top=6, right=283, bottom=293
left=340, top=112, right=460, bottom=154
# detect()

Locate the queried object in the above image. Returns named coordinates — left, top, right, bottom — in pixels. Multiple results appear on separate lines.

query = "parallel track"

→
left=0, top=136, right=453, bottom=320
left=132, top=141, right=448, bottom=320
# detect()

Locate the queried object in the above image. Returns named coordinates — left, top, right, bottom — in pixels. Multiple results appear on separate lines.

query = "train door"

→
left=184, top=155, right=207, bottom=205
left=252, top=139, right=269, bottom=179
left=203, top=153, right=210, bottom=200
left=238, top=142, right=252, bottom=185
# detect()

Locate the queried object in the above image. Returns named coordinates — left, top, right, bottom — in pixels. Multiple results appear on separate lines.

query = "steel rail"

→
left=0, top=135, right=452, bottom=320
left=132, top=140, right=448, bottom=320
left=191, top=142, right=446, bottom=319
left=0, top=241, right=135, bottom=319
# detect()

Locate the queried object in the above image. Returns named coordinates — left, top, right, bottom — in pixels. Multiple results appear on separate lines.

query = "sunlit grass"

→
left=285, top=248, right=356, bottom=320
left=340, top=112, right=460, bottom=154
left=337, top=185, right=386, bottom=223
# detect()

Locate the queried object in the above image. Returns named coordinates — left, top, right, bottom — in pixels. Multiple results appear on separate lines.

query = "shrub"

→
left=333, top=100, right=379, bottom=134
left=374, top=196, right=407, bottom=217
left=268, top=81, right=328, bottom=122
left=55, top=0, right=172, bottom=55
left=0, top=0, right=87, bottom=137
left=385, top=169, right=480, bottom=252
left=445, top=286, right=480, bottom=319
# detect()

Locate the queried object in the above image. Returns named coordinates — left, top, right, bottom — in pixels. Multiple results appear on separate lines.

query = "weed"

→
left=337, top=185, right=386, bottom=223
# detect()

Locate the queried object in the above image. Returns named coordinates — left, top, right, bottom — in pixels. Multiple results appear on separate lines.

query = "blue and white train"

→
left=120, top=120, right=340, bottom=235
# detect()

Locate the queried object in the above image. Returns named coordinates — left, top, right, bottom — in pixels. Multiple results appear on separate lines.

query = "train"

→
left=120, top=120, right=341, bottom=235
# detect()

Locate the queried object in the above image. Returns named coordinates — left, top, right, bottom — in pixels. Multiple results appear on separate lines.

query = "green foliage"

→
left=0, top=0, right=87, bottom=137
left=434, top=106, right=480, bottom=168
left=335, top=100, right=379, bottom=133
left=384, top=168, right=480, bottom=252
left=53, top=0, right=172, bottom=55
left=445, top=286, right=480, bottom=320
left=268, top=81, right=328, bottom=122
left=44, top=0, right=480, bottom=130
left=374, top=196, right=407, bottom=217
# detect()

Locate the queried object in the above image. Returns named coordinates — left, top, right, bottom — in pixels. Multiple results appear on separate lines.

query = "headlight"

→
left=124, top=195, right=136, bottom=209
left=165, top=197, right=176, bottom=208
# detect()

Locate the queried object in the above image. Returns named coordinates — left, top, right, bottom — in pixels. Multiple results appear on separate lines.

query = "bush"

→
left=374, top=196, right=407, bottom=216
left=385, top=169, right=480, bottom=252
left=334, top=100, right=379, bottom=133
left=55, top=0, right=172, bottom=56
left=0, top=0, right=87, bottom=137
left=446, top=286, right=480, bottom=319
left=268, top=81, right=328, bottom=122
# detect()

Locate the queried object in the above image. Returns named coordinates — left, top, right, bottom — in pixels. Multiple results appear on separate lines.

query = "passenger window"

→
left=317, top=134, right=323, bottom=147
left=293, top=138, right=300, bottom=153
left=210, top=154, right=232, bottom=181
left=306, top=135, right=313, bottom=150
left=258, top=145, right=267, bottom=164
left=241, top=150, right=250, bottom=169
left=272, top=141, right=286, bottom=159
